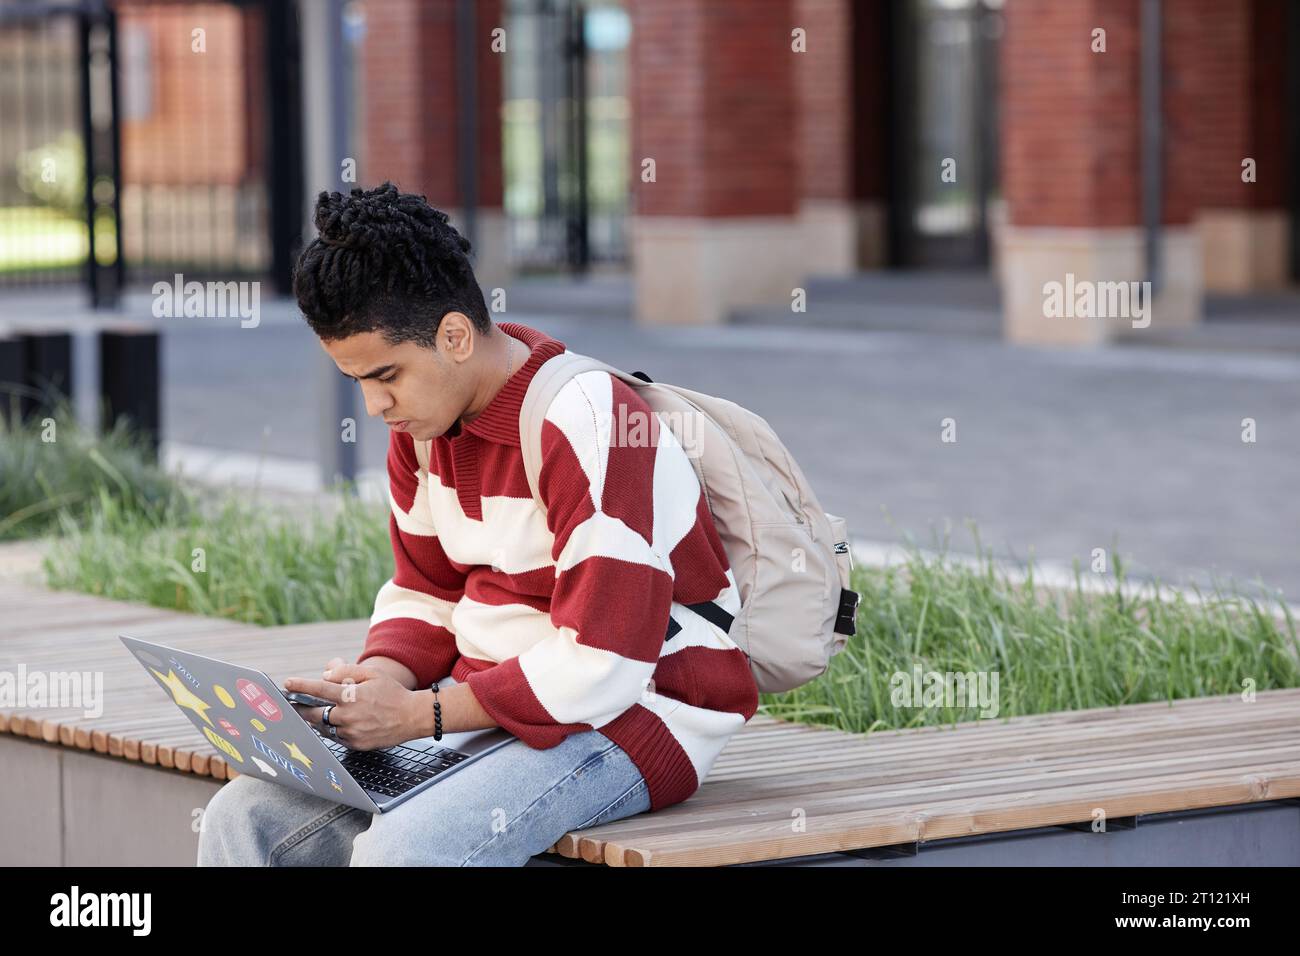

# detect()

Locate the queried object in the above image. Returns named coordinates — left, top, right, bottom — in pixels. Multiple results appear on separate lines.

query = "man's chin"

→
left=407, top=420, right=459, bottom=441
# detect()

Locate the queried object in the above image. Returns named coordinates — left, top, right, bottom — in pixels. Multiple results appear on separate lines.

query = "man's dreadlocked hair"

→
left=292, top=182, right=492, bottom=347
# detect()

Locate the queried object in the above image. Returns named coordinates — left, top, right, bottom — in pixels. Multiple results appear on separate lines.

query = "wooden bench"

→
left=4, top=580, right=1300, bottom=866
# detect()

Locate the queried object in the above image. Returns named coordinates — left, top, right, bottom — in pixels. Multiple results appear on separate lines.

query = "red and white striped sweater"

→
left=356, top=320, right=759, bottom=812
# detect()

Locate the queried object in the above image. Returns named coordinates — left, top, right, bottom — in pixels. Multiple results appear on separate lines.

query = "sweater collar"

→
left=455, top=321, right=567, bottom=446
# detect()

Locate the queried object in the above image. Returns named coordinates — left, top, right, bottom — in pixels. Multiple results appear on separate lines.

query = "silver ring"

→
left=322, top=704, right=334, bottom=726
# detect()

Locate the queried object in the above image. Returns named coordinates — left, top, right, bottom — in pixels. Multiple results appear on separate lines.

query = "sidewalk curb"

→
left=850, top=537, right=1300, bottom=630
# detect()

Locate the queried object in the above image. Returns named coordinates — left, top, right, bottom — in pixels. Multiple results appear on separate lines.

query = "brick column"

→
left=359, top=0, right=507, bottom=288
left=627, top=0, right=802, bottom=325
left=999, top=0, right=1203, bottom=346
left=1180, top=0, right=1288, bottom=291
left=792, top=0, right=890, bottom=274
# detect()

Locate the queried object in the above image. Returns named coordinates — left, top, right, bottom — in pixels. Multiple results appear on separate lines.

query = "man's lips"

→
left=386, top=419, right=409, bottom=430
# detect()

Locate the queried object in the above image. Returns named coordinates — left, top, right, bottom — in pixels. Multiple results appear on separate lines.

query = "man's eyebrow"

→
left=342, top=364, right=398, bottom=381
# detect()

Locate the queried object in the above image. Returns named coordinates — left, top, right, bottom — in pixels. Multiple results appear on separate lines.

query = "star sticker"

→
left=281, top=739, right=314, bottom=771
left=151, top=668, right=213, bottom=727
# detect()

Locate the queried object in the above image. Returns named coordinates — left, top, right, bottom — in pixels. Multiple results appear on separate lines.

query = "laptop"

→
left=120, top=635, right=515, bottom=813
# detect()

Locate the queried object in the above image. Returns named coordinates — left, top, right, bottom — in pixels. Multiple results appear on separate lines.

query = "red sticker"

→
left=218, top=718, right=242, bottom=738
left=236, top=678, right=282, bottom=722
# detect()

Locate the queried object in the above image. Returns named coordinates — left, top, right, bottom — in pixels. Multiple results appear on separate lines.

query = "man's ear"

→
left=439, top=312, right=476, bottom=363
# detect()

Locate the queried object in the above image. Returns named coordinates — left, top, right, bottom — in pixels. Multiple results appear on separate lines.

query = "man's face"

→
left=321, top=312, right=479, bottom=442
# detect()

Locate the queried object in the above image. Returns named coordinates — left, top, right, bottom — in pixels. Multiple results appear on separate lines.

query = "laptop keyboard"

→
left=316, top=735, right=471, bottom=798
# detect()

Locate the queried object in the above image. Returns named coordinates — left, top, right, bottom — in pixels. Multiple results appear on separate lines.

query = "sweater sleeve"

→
left=356, top=431, right=467, bottom=688
left=465, top=370, right=701, bottom=748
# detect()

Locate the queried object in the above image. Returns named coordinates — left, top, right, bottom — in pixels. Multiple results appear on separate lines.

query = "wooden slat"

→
left=585, top=736, right=1300, bottom=843
left=597, top=761, right=1300, bottom=866
left=565, top=693, right=1300, bottom=865
left=4, top=581, right=1300, bottom=866
left=707, top=700, right=1300, bottom=778
left=0, top=585, right=361, bottom=769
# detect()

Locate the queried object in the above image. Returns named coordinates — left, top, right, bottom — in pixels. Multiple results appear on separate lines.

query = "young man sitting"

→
left=196, top=182, right=759, bottom=867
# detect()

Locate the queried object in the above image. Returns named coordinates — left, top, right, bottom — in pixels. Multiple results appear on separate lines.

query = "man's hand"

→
left=284, top=659, right=423, bottom=751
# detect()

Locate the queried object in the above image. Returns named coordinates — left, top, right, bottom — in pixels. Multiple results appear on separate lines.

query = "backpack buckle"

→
left=834, top=588, right=859, bottom=636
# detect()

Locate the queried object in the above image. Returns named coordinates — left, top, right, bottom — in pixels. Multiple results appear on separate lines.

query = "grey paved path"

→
left=154, top=306, right=1300, bottom=603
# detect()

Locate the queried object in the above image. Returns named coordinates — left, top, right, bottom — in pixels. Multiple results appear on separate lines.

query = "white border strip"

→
left=851, top=537, right=1300, bottom=622
left=159, top=441, right=389, bottom=503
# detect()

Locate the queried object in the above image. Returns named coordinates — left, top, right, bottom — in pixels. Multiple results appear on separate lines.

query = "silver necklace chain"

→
left=504, top=336, right=518, bottom=381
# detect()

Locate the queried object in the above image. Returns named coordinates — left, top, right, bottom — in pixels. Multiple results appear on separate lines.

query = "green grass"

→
left=0, top=394, right=186, bottom=541
left=759, top=535, right=1300, bottom=733
left=39, top=472, right=1300, bottom=737
left=41, top=486, right=393, bottom=626
left=0, top=206, right=88, bottom=273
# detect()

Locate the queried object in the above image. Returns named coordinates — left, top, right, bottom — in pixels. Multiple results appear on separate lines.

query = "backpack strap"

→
left=519, top=350, right=632, bottom=513
left=665, top=601, right=736, bottom=643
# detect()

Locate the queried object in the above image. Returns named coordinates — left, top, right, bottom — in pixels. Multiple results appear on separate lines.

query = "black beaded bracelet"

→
left=430, top=680, right=443, bottom=740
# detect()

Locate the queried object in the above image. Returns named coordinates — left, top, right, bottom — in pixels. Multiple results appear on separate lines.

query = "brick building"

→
left=342, top=0, right=1295, bottom=345
left=93, top=0, right=1297, bottom=343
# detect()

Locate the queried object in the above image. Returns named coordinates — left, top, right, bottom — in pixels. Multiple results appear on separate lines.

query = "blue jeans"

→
left=196, top=727, right=652, bottom=866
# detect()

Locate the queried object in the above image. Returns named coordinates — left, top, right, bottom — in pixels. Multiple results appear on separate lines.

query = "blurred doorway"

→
left=890, top=0, right=1003, bottom=269
left=503, top=0, right=629, bottom=274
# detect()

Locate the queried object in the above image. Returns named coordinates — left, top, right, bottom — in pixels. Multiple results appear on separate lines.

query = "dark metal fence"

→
left=0, top=0, right=301, bottom=304
left=0, top=2, right=118, bottom=296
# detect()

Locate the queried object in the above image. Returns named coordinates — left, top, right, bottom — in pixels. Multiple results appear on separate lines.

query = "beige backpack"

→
left=519, top=350, right=859, bottom=694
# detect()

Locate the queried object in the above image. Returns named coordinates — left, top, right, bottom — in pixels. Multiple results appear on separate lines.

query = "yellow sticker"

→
left=282, top=740, right=314, bottom=771
left=203, top=725, right=244, bottom=763
left=214, top=684, right=236, bottom=708
left=151, top=668, right=214, bottom=727
left=251, top=718, right=266, bottom=732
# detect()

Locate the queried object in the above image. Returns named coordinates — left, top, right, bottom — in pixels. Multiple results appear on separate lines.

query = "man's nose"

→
left=360, top=384, right=393, bottom=417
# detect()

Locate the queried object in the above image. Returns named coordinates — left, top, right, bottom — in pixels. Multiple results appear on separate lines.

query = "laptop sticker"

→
left=327, top=769, right=343, bottom=793
left=282, top=740, right=314, bottom=771
left=251, top=755, right=278, bottom=777
left=168, top=657, right=202, bottom=689
left=213, top=684, right=236, bottom=708
left=251, top=735, right=313, bottom=788
left=236, top=678, right=282, bottom=722
left=250, top=718, right=267, bottom=732
left=203, top=725, right=244, bottom=763
left=217, top=717, right=242, bottom=738
left=150, top=668, right=214, bottom=726
left=136, top=648, right=164, bottom=668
